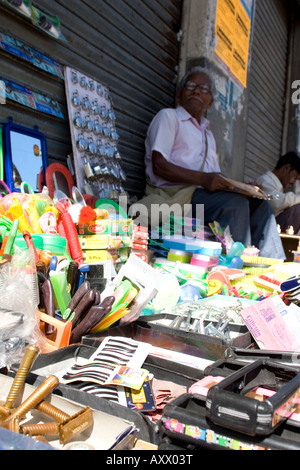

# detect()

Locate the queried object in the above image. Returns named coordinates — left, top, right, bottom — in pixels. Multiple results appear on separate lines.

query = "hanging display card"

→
left=215, top=0, right=252, bottom=88
left=64, top=66, right=127, bottom=200
left=0, top=31, right=64, bottom=79
left=0, top=77, right=64, bottom=118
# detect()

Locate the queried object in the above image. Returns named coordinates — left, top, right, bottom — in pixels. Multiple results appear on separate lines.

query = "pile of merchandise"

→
left=2, top=192, right=300, bottom=450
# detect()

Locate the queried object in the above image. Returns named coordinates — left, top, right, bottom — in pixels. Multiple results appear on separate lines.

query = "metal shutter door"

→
left=0, top=0, right=182, bottom=197
left=244, top=0, right=289, bottom=181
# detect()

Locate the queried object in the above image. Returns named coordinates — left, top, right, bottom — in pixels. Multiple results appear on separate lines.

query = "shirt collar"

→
left=268, top=171, right=283, bottom=190
left=176, top=106, right=210, bottom=130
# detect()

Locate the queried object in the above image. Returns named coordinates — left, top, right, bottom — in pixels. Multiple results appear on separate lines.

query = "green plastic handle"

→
left=4, top=219, right=19, bottom=255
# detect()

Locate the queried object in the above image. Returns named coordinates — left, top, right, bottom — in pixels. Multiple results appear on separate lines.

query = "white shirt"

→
left=144, top=106, right=220, bottom=188
left=256, top=170, right=300, bottom=216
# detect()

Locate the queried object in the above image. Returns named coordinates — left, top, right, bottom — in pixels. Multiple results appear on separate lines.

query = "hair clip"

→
left=84, top=115, right=95, bottom=133
left=108, top=109, right=116, bottom=121
left=103, top=127, right=111, bottom=138
left=92, top=99, right=101, bottom=115
left=93, top=119, right=103, bottom=136
left=82, top=95, right=92, bottom=112
left=87, top=137, right=98, bottom=156
left=71, top=90, right=81, bottom=108
left=76, top=134, right=88, bottom=152
left=100, top=105, right=109, bottom=120
left=80, top=76, right=88, bottom=89
left=73, top=112, right=85, bottom=129
left=97, top=140, right=108, bottom=157
left=89, top=80, right=95, bottom=92
left=71, top=71, right=78, bottom=85
left=97, top=85, right=104, bottom=97
left=110, top=128, right=119, bottom=142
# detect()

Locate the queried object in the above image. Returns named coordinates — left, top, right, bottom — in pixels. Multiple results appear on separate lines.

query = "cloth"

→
left=144, top=106, right=220, bottom=188
left=256, top=170, right=300, bottom=217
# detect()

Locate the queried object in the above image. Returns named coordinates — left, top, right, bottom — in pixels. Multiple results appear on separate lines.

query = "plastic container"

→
left=163, top=237, right=222, bottom=256
left=14, top=233, right=67, bottom=255
left=191, top=254, right=219, bottom=269
left=168, top=249, right=192, bottom=264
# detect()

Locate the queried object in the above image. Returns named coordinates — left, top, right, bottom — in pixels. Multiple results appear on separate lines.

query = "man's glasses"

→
left=184, top=81, right=211, bottom=94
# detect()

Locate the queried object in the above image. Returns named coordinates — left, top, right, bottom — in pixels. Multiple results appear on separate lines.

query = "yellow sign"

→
left=215, top=0, right=251, bottom=87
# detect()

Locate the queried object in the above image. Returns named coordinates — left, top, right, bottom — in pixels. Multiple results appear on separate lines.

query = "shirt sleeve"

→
left=257, top=173, right=300, bottom=216
left=146, top=109, right=179, bottom=162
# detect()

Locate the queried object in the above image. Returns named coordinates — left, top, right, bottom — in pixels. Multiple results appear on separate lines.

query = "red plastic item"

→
left=56, top=202, right=83, bottom=265
left=45, top=163, right=75, bottom=199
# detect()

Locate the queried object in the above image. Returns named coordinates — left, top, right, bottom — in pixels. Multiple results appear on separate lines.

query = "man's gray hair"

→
left=178, top=66, right=216, bottom=96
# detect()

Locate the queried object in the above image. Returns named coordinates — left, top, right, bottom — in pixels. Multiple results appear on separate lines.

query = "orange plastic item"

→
left=36, top=311, right=72, bottom=353
left=207, top=270, right=231, bottom=289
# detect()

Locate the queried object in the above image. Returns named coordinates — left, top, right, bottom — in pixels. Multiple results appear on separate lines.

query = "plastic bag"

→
left=0, top=246, right=46, bottom=368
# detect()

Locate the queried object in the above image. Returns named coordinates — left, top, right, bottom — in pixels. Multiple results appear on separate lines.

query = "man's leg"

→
left=191, top=189, right=252, bottom=245
left=276, top=204, right=300, bottom=235
left=191, top=189, right=285, bottom=259
left=249, top=199, right=285, bottom=259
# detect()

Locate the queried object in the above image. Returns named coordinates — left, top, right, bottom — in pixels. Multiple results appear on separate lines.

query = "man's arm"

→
left=152, top=151, right=235, bottom=192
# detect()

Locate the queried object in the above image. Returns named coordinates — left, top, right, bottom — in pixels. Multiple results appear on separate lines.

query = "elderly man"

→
left=135, top=66, right=285, bottom=259
left=257, top=152, right=300, bottom=234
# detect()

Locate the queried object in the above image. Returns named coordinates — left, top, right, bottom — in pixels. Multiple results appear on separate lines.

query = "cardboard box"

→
left=79, top=235, right=131, bottom=250
left=78, top=219, right=133, bottom=237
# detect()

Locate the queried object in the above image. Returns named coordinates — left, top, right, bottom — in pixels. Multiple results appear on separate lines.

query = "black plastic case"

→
left=136, top=313, right=253, bottom=348
left=160, top=393, right=300, bottom=450
left=206, top=359, right=300, bottom=436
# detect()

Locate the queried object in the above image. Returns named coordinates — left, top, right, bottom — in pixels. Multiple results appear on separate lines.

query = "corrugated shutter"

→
left=0, top=0, right=182, bottom=197
left=244, top=0, right=289, bottom=180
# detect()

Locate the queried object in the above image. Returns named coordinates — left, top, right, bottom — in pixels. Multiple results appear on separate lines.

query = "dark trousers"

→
left=276, top=204, right=300, bottom=235
left=191, top=189, right=285, bottom=259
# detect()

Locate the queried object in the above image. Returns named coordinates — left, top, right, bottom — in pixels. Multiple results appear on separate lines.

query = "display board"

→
left=64, top=66, right=127, bottom=201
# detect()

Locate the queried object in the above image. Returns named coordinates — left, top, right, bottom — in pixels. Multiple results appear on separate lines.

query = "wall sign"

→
left=0, top=31, right=64, bottom=79
left=0, top=77, right=64, bottom=118
left=215, top=0, right=252, bottom=88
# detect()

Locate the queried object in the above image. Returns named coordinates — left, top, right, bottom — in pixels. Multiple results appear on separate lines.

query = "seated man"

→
left=133, top=66, right=285, bottom=259
left=256, top=152, right=300, bottom=234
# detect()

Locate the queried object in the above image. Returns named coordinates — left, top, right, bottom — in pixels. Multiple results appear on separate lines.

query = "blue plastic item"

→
left=179, top=283, right=203, bottom=302
left=163, top=236, right=222, bottom=256
left=0, top=427, right=53, bottom=450
left=219, top=242, right=245, bottom=267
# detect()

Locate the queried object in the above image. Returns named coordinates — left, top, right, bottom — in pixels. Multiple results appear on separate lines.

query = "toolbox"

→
left=11, top=337, right=213, bottom=445
left=11, top=343, right=156, bottom=444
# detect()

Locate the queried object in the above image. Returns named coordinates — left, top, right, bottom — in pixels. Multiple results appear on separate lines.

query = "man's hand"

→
left=201, top=173, right=236, bottom=192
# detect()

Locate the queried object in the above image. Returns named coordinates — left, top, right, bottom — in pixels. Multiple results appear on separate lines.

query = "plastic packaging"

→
left=0, top=247, right=46, bottom=368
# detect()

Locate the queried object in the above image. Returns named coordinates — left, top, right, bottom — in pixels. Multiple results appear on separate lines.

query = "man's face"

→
left=282, top=165, right=300, bottom=187
left=178, top=72, right=214, bottom=119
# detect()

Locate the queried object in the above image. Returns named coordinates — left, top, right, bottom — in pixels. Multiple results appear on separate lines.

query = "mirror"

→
left=3, top=119, right=48, bottom=192
left=72, top=186, right=86, bottom=206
